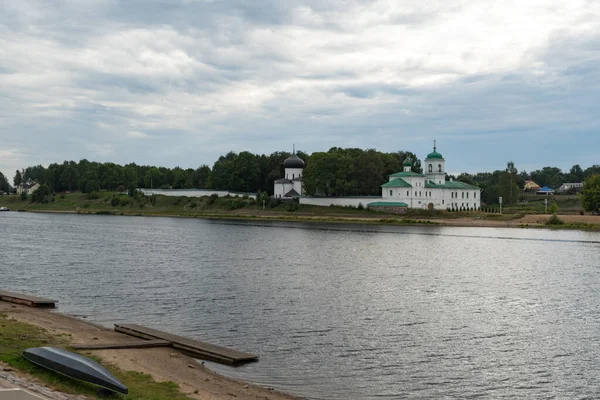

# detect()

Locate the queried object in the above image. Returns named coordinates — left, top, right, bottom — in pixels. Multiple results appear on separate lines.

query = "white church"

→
left=273, top=149, right=305, bottom=199
left=378, top=142, right=481, bottom=210
left=275, top=142, right=482, bottom=211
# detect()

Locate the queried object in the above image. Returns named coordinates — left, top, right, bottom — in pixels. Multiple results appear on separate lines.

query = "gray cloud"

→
left=1, top=0, right=599, bottom=178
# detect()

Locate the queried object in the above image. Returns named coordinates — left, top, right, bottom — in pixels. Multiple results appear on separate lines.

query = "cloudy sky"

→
left=1, top=0, right=599, bottom=179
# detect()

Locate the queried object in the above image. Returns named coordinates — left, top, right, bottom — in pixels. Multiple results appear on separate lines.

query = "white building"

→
left=299, top=142, right=482, bottom=211
left=16, top=179, right=40, bottom=195
left=379, top=143, right=481, bottom=210
left=557, top=182, right=583, bottom=193
left=273, top=150, right=305, bottom=198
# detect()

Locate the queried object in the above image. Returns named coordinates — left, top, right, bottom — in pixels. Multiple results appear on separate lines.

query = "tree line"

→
left=1, top=149, right=599, bottom=208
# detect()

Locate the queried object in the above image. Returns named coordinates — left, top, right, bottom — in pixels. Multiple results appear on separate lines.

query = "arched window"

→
left=419, top=191, right=421, bottom=197
left=428, top=164, right=433, bottom=172
left=407, top=191, right=409, bottom=196
left=292, top=173, right=295, bottom=179
left=438, top=164, right=442, bottom=172
left=462, top=192, right=464, bottom=199
left=474, top=192, right=476, bottom=199
left=390, top=190, right=393, bottom=196
left=466, top=192, right=469, bottom=199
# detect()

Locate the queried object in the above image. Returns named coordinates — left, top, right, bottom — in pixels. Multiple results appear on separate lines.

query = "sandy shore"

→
left=0, top=302, right=300, bottom=400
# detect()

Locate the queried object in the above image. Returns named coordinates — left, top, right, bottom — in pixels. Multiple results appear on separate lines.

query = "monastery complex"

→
left=275, top=142, right=482, bottom=212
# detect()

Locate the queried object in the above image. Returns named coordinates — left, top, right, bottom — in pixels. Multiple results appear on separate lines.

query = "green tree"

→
left=32, top=184, right=52, bottom=203
left=0, top=171, right=10, bottom=193
left=14, top=170, right=22, bottom=187
left=581, top=174, right=600, bottom=213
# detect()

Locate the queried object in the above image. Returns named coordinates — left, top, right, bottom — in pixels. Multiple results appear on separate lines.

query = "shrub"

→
left=243, top=194, right=249, bottom=200
left=226, top=199, right=245, bottom=210
left=120, top=198, right=130, bottom=207
left=59, top=193, right=65, bottom=199
left=208, top=194, right=219, bottom=205
left=357, top=203, right=364, bottom=210
left=51, top=196, right=55, bottom=203
left=189, top=202, right=197, bottom=209
left=86, top=191, right=100, bottom=200
left=546, top=214, right=564, bottom=225
left=270, top=198, right=281, bottom=208
left=111, top=197, right=119, bottom=207
left=286, top=202, right=300, bottom=212
left=117, top=185, right=126, bottom=193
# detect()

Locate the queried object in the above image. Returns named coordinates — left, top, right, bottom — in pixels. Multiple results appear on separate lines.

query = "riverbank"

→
left=0, top=302, right=299, bottom=400
left=0, top=192, right=598, bottom=231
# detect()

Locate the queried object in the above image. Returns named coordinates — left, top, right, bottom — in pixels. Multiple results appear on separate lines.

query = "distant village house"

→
left=16, top=179, right=40, bottom=195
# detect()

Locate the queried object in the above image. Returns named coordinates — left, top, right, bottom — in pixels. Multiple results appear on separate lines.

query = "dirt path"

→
left=0, top=302, right=300, bottom=400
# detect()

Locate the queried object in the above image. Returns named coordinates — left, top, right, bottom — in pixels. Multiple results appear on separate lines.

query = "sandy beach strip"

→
left=0, top=302, right=300, bottom=400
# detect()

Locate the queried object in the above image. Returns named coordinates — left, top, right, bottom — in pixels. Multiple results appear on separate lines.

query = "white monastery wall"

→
left=140, top=189, right=257, bottom=199
left=299, top=197, right=378, bottom=208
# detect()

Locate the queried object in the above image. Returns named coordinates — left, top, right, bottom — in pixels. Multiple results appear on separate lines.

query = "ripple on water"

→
left=1, top=213, right=600, bottom=399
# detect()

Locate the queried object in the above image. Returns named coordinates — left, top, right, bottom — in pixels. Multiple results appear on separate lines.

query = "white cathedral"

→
left=274, top=142, right=481, bottom=211
left=379, top=142, right=481, bottom=210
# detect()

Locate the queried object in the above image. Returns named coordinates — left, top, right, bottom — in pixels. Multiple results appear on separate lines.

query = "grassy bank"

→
left=0, top=313, right=192, bottom=399
left=0, top=192, right=597, bottom=230
left=0, top=192, right=434, bottom=223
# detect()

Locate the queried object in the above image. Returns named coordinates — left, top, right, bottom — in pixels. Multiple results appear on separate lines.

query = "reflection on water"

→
left=1, top=212, right=600, bottom=399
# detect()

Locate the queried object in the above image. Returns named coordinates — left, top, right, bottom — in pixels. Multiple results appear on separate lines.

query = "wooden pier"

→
left=72, top=339, right=172, bottom=351
left=114, top=324, right=259, bottom=365
left=0, top=290, right=57, bottom=308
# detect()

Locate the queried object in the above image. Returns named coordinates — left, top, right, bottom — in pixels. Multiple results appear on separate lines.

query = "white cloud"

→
left=127, top=131, right=149, bottom=139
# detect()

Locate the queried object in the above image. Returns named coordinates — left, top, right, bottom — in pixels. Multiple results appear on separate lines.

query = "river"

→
left=1, top=212, right=600, bottom=399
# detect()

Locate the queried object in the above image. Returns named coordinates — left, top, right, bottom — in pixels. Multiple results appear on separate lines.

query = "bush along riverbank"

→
left=0, top=191, right=599, bottom=230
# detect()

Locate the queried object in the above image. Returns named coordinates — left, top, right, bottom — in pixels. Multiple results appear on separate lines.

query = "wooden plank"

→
left=114, top=324, right=258, bottom=365
left=72, top=340, right=172, bottom=350
left=0, top=290, right=57, bottom=308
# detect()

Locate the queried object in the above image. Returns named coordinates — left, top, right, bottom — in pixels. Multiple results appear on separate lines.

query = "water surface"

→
left=1, top=212, right=599, bottom=399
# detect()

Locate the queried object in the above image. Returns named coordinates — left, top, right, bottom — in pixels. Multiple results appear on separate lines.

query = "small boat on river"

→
left=0, top=207, right=9, bottom=211
left=23, top=347, right=128, bottom=394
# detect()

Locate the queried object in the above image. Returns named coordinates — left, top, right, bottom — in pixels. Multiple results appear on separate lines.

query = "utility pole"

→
left=499, top=196, right=503, bottom=214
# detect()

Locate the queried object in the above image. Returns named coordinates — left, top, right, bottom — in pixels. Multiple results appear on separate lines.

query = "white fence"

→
left=140, top=189, right=257, bottom=199
left=299, top=196, right=381, bottom=208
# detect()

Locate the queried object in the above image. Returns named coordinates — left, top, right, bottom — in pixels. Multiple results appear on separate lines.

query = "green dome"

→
left=426, top=150, right=443, bottom=159
left=402, top=158, right=412, bottom=167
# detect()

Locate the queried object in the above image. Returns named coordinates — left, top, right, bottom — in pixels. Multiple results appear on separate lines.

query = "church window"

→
left=466, top=192, right=469, bottom=199
left=415, top=191, right=417, bottom=197
left=429, top=192, right=431, bottom=197
left=419, top=191, right=421, bottom=197
left=462, top=192, right=464, bottom=199
left=442, top=199, right=445, bottom=205
left=438, top=164, right=442, bottom=172
left=407, top=191, right=409, bottom=196
left=428, top=164, right=432, bottom=172
left=293, top=174, right=295, bottom=179
left=474, top=192, right=477, bottom=199
left=390, top=190, right=393, bottom=196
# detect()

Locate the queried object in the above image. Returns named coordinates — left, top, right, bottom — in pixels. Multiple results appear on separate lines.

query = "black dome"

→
left=283, top=153, right=305, bottom=169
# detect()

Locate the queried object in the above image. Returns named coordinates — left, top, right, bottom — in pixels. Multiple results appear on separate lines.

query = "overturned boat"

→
left=23, top=347, right=128, bottom=394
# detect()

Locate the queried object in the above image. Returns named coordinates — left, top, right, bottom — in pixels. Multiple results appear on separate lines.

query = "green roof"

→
left=437, top=180, right=480, bottom=190
left=402, top=158, right=412, bottom=167
left=388, top=171, right=425, bottom=178
left=368, top=202, right=408, bottom=207
left=426, top=150, right=443, bottom=159
left=381, top=178, right=412, bottom=188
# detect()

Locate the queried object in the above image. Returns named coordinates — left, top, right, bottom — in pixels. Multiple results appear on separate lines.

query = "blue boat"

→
left=23, top=347, right=128, bottom=394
